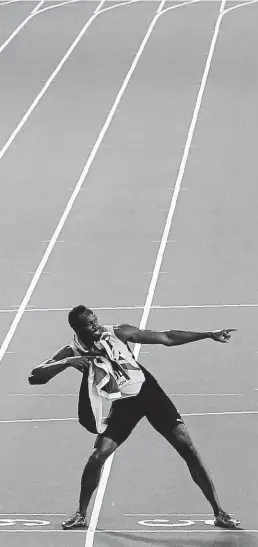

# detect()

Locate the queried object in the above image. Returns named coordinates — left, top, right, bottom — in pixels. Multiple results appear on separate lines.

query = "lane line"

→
left=42, top=394, right=248, bottom=398
left=0, top=418, right=77, bottom=423
left=169, top=393, right=245, bottom=397
left=7, top=393, right=78, bottom=396
left=0, top=0, right=43, bottom=55
left=159, top=0, right=200, bottom=15
left=125, top=513, right=213, bottom=515
left=0, top=0, right=19, bottom=5
left=30, top=0, right=44, bottom=15
left=0, top=529, right=255, bottom=534
left=223, top=0, right=258, bottom=16
left=2, top=302, right=258, bottom=313
left=183, top=410, right=258, bottom=416
left=35, top=0, right=80, bottom=15
left=0, top=410, right=257, bottom=425
left=0, top=0, right=141, bottom=163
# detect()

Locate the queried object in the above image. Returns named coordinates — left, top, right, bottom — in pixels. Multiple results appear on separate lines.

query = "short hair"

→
left=68, top=305, right=93, bottom=331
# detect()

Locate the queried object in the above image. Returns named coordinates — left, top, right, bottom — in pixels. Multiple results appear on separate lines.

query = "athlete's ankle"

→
left=213, top=507, right=223, bottom=517
left=78, top=507, right=87, bottom=518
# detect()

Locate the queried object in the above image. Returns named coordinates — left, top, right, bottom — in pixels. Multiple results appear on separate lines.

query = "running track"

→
left=0, top=1, right=258, bottom=546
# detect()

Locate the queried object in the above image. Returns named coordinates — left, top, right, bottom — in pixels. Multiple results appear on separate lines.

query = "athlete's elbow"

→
left=162, top=334, right=174, bottom=346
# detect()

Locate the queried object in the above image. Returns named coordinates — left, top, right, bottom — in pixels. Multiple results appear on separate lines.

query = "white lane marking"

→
left=3, top=301, right=258, bottom=313
left=0, top=0, right=19, bottom=5
left=0, top=418, right=77, bottom=423
left=0, top=529, right=256, bottom=533
left=0, top=0, right=98, bottom=162
left=35, top=0, right=80, bottom=15
left=0, top=0, right=43, bottom=55
left=223, top=0, right=258, bottom=16
left=1, top=410, right=257, bottom=425
left=125, top=513, right=214, bottom=515
left=94, top=0, right=106, bottom=14
left=159, top=0, right=200, bottom=16
left=169, top=393, right=245, bottom=397
left=31, top=0, right=44, bottom=15
left=7, top=393, right=78, bottom=396
left=6, top=392, right=246, bottom=397
left=0, top=0, right=140, bottom=161
left=183, top=410, right=258, bottom=416
left=219, top=0, right=227, bottom=13
left=96, top=529, right=255, bottom=534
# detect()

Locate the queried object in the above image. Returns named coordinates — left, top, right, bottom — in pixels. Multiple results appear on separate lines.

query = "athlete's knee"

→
left=90, top=437, right=117, bottom=466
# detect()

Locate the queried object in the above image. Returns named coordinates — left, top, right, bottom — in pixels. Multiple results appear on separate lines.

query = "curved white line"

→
left=0, top=0, right=19, bottom=5
left=159, top=0, right=201, bottom=17
left=35, top=0, right=81, bottom=16
left=0, top=0, right=144, bottom=164
left=223, top=0, right=258, bottom=16
left=31, top=0, right=44, bottom=15
left=0, top=0, right=43, bottom=55
left=97, top=0, right=140, bottom=16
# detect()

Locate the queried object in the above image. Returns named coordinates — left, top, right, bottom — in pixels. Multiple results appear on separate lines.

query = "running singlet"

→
left=70, top=324, right=145, bottom=398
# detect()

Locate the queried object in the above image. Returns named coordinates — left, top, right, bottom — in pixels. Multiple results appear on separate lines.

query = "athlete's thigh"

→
left=144, top=379, right=184, bottom=438
left=100, top=395, right=144, bottom=447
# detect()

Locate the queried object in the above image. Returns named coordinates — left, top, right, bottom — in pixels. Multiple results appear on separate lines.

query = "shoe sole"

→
left=62, top=525, right=88, bottom=530
left=214, top=521, right=240, bottom=529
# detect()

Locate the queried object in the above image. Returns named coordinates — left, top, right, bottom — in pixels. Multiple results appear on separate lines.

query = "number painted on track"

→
left=0, top=519, right=50, bottom=527
left=138, top=518, right=215, bottom=528
left=138, top=519, right=195, bottom=527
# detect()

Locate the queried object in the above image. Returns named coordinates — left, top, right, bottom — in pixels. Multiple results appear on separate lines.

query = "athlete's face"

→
left=76, top=312, right=101, bottom=343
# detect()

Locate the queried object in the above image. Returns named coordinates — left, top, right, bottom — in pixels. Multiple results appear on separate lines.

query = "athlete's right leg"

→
left=62, top=395, right=144, bottom=530
left=62, top=435, right=118, bottom=530
left=79, top=435, right=118, bottom=517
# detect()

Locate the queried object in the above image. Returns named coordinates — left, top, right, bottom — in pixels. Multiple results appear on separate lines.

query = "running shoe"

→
left=214, top=511, right=240, bottom=529
left=62, top=511, right=88, bottom=530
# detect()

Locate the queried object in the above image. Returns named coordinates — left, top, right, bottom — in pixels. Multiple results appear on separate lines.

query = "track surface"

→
left=0, top=1, right=258, bottom=546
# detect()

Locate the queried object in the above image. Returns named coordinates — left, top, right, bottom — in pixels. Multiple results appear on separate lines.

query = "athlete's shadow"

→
left=103, top=531, right=254, bottom=547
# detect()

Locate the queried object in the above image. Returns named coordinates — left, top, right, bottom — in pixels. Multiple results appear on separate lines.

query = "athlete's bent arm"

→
left=28, top=346, right=88, bottom=385
left=116, top=325, right=237, bottom=346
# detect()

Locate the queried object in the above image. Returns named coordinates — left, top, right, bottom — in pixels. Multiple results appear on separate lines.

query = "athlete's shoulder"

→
left=52, top=344, right=75, bottom=361
left=112, top=323, right=138, bottom=343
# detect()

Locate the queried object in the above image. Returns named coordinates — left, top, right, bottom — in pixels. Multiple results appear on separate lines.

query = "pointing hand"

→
left=210, top=328, right=237, bottom=343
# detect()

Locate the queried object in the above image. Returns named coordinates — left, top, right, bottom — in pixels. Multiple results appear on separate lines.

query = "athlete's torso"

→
left=70, top=324, right=155, bottom=390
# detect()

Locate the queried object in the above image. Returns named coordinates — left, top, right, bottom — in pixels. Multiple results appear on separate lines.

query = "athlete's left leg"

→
left=144, top=380, right=240, bottom=528
left=163, top=422, right=222, bottom=515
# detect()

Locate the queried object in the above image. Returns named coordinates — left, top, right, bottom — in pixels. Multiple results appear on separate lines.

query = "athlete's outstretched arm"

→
left=28, top=346, right=88, bottom=385
left=115, top=325, right=237, bottom=346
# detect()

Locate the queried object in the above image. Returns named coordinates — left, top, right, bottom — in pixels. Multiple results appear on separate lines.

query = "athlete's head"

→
left=68, top=305, right=102, bottom=343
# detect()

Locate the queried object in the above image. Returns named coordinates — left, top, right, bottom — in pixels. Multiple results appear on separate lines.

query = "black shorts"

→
left=99, top=367, right=183, bottom=446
